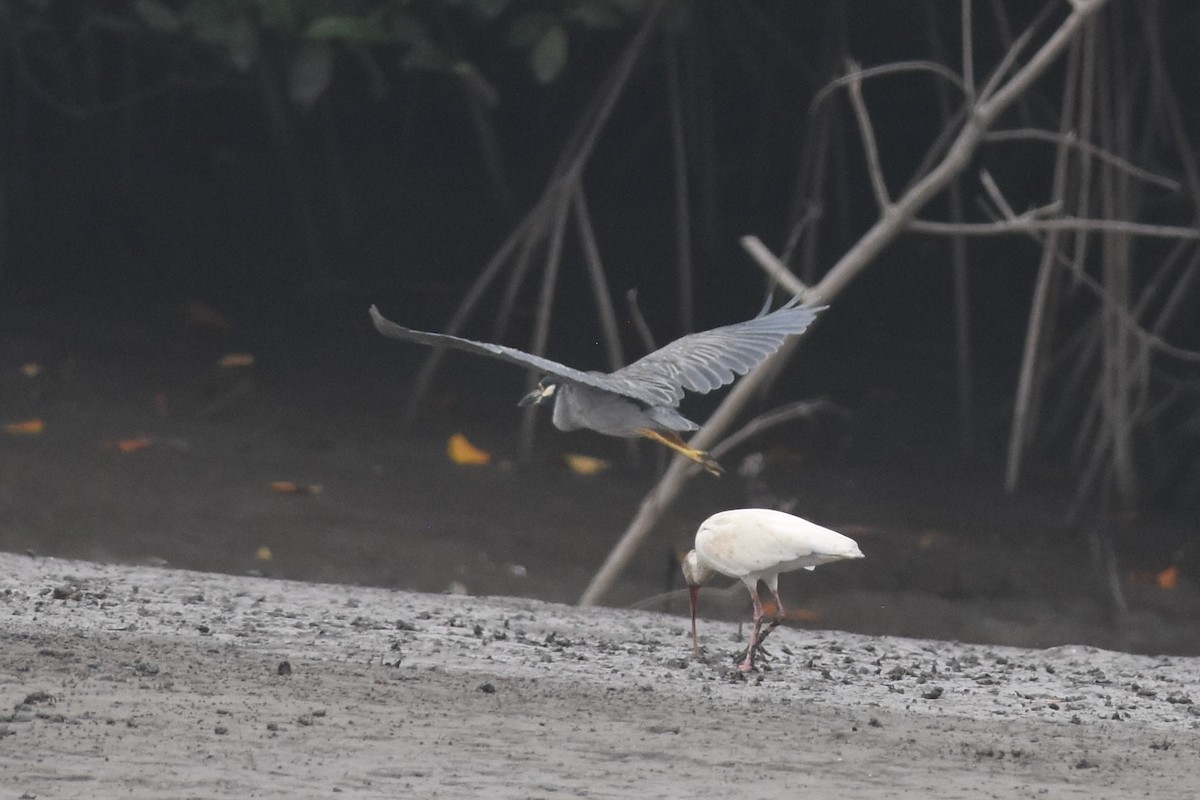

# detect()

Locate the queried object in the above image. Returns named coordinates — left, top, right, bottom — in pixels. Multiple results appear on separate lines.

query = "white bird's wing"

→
left=608, top=300, right=823, bottom=407
left=695, top=508, right=861, bottom=579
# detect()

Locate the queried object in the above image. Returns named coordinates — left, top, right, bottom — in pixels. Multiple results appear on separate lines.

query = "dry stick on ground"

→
left=401, top=0, right=666, bottom=431
left=579, top=0, right=1110, bottom=607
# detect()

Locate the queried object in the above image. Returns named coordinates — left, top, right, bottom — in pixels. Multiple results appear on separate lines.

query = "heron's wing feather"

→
left=608, top=302, right=824, bottom=406
left=369, top=306, right=621, bottom=394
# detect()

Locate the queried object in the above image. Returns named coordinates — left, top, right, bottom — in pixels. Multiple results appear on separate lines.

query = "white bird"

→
left=681, top=508, right=864, bottom=672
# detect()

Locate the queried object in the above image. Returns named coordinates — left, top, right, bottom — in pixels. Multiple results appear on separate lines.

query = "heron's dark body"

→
left=550, top=380, right=697, bottom=436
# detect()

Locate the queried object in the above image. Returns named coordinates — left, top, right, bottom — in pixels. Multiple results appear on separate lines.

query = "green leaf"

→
left=305, top=15, right=392, bottom=44
left=289, top=42, right=334, bottom=111
left=530, top=24, right=567, bottom=84
left=134, top=0, right=183, bottom=33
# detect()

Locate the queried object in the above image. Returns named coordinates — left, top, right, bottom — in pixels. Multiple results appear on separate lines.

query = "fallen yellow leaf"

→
left=218, top=353, right=254, bottom=368
left=255, top=546, right=273, bottom=562
left=4, top=418, right=45, bottom=435
left=20, top=363, right=42, bottom=378
left=564, top=453, right=610, bottom=475
left=448, top=432, right=491, bottom=465
left=1156, top=565, right=1179, bottom=590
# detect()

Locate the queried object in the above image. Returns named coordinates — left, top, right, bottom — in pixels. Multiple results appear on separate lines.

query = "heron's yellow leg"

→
left=635, top=429, right=724, bottom=476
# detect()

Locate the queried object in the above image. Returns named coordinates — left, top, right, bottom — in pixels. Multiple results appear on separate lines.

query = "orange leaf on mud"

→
left=564, top=453, right=610, bottom=475
left=447, top=432, right=491, bottom=466
left=270, top=481, right=323, bottom=495
left=115, top=437, right=154, bottom=454
left=255, top=546, right=273, bottom=562
left=20, top=363, right=42, bottom=378
left=1156, top=565, right=1179, bottom=590
left=760, top=599, right=821, bottom=623
left=4, top=418, right=45, bottom=435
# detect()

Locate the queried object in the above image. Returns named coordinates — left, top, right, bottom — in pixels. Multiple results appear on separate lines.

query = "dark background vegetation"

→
left=1, top=0, right=1197, bottom=650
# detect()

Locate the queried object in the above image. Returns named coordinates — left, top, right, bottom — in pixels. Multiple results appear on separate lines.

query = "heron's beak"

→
left=519, top=383, right=555, bottom=407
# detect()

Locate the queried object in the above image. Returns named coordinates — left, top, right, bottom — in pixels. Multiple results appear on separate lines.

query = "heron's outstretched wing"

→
left=369, top=306, right=658, bottom=401
left=607, top=300, right=824, bottom=406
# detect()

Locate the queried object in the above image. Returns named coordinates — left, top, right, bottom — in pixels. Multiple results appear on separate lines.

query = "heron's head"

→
left=518, top=376, right=560, bottom=407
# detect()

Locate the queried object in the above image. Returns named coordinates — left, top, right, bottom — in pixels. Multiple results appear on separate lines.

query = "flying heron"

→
left=369, top=297, right=822, bottom=475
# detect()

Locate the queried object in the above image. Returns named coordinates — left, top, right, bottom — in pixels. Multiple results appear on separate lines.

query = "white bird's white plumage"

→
left=694, top=508, right=863, bottom=585
left=681, top=508, right=864, bottom=672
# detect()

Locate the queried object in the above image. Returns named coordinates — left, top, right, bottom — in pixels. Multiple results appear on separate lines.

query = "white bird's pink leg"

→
left=738, top=585, right=765, bottom=673
left=756, top=584, right=787, bottom=649
left=687, top=585, right=702, bottom=657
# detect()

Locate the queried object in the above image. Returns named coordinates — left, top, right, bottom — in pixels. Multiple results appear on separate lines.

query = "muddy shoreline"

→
left=2, top=552, right=1198, bottom=798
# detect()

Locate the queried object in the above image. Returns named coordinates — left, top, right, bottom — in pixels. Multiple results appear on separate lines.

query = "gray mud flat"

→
left=1, top=552, right=1198, bottom=799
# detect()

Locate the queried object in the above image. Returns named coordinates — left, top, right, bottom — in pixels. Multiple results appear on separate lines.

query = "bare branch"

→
left=624, top=289, right=657, bottom=355
left=908, top=217, right=1200, bottom=239
left=708, top=399, right=848, bottom=461
left=961, top=0, right=975, bottom=100
left=846, top=59, right=891, bottom=210
left=573, top=189, right=626, bottom=372
left=985, top=129, right=1182, bottom=191
left=739, top=235, right=807, bottom=295
left=665, top=30, right=694, bottom=332
left=812, top=60, right=967, bottom=112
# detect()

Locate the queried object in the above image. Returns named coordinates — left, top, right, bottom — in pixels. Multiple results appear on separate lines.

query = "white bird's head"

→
left=681, top=550, right=714, bottom=657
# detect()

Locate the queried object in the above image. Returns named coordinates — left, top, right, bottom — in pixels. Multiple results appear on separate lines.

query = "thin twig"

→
left=846, top=59, right=891, bottom=210
left=984, top=129, right=1181, bottom=191
left=908, top=217, right=1200, bottom=239
left=574, top=188, right=626, bottom=373
left=961, top=0, right=975, bottom=101
left=708, top=399, right=847, bottom=461
left=575, top=187, right=639, bottom=467
left=665, top=30, right=694, bottom=333
left=518, top=191, right=572, bottom=461
left=739, top=235, right=807, bottom=295
left=625, top=289, right=657, bottom=354
left=811, top=60, right=967, bottom=113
